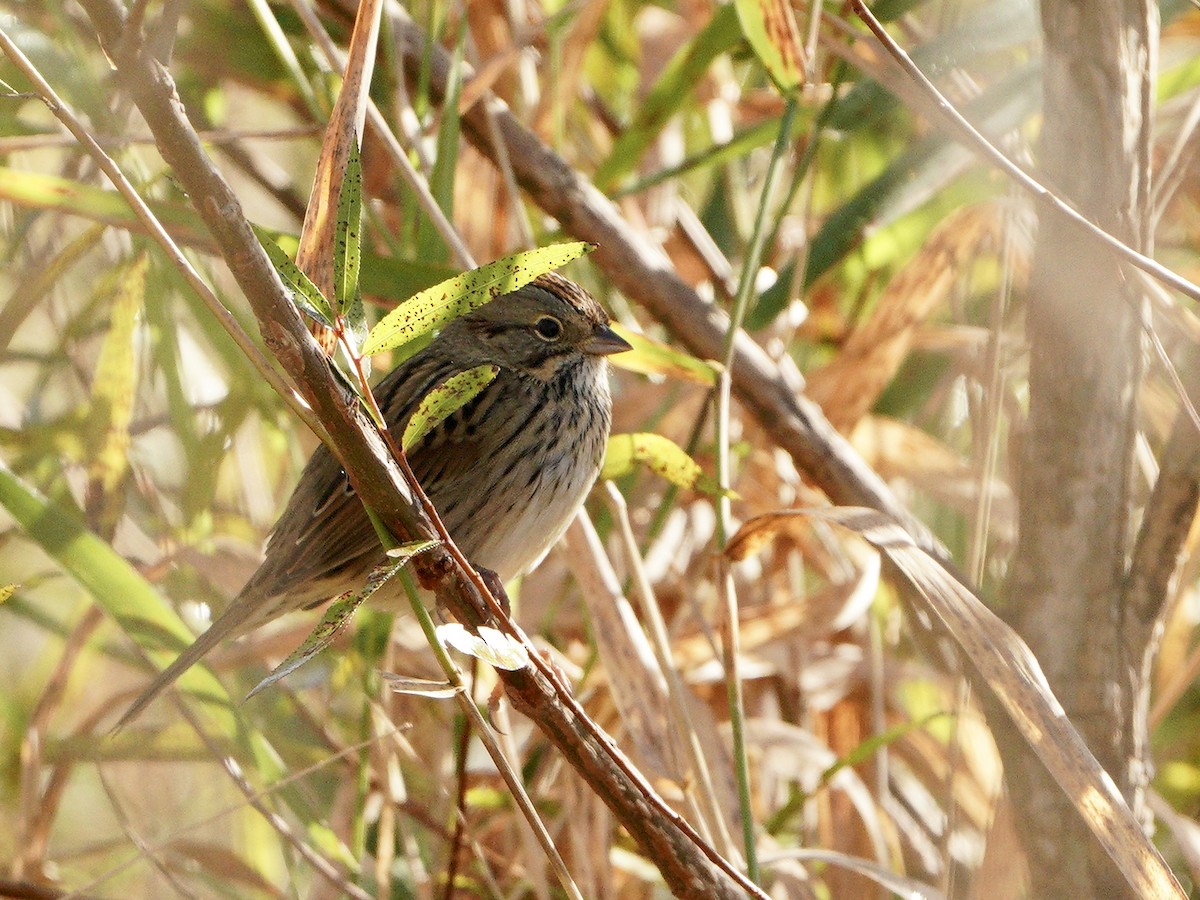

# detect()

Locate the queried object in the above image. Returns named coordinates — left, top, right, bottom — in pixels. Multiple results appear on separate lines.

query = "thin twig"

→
left=0, top=124, right=321, bottom=153
left=712, top=97, right=799, bottom=883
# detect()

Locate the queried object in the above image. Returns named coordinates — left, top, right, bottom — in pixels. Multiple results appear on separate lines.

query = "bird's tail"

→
left=113, top=598, right=261, bottom=730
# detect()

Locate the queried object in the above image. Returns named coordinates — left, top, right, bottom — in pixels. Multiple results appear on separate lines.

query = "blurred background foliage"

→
left=2, top=0, right=1200, bottom=897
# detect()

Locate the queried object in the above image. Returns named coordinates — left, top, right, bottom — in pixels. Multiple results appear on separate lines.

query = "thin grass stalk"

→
left=712, top=95, right=799, bottom=883
left=372, top=709, right=400, bottom=900
left=493, top=701, right=553, bottom=900
left=371, top=601, right=410, bottom=899
left=245, top=0, right=324, bottom=119
left=442, top=688, right=474, bottom=900
left=602, top=483, right=735, bottom=856
left=17, top=607, right=105, bottom=877
left=95, top=764, right=198, bottom=895
left=966, top=199, right=1016, bottom=584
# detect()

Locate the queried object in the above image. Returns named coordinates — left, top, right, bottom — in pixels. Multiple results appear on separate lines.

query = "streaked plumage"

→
left=119, top=273, right=629, bottom=725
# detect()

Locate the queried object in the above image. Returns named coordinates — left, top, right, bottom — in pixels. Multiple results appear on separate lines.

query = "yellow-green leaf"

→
left=602, top=432, right=728, bottom=496
left=0, top=583, right=16, bottom=605
left=362, top=242, right=594, bottom=357
left=334, top=142, right=365, bottom=351
left=608, top=326, right=720, bottom=385
left=86, top=252, right=145, bottom=531
left=402, top=365, right=499, bottom=451
left=0, top=461, right=245, bottom=741
left=253, top=225, right=334, bottom=327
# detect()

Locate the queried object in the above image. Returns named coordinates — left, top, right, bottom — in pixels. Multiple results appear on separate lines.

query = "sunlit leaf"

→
left=362, top=242, right=594, bottom=356
left=437, top=623, right=530, bottom=671
left=402, top=365, right=499, bottom=451
left=602, top=433, right=727, bottom=497
left=608, top=326, right=720, bottom=385
left=85, top=252, right=145, bottom=533
left=0, top=584, right=16, bottom=605
left=0, top=167, right=214, bottom=249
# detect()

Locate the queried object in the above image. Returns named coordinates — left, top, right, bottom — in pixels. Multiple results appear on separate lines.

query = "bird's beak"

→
left=584, top=324, right=633, bottom=357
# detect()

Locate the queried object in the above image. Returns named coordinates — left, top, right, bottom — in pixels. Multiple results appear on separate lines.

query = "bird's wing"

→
left=239, top=352, right=492, bottom=606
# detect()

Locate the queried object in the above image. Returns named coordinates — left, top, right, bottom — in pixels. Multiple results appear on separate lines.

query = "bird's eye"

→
left=534, top=315, right=563, bottom=340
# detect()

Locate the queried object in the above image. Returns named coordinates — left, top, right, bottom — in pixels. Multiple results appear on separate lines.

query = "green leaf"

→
left=253, top=224, right=334, bottom=327
left=402, top=365, right=499, bottom=451
left=416, top=28, right=464, bottom=262
left=615, top=112, right=808, bottom=198
left=733, top=0, right=805, bottom=93
left=246, top=540, right=437, bottom=699
left=602, top=433, right=728, bottom=497
left=85, top=252, right=145, bottom=532
left=362, top=242, right=594, bottom=357
left=0, top=167, right=213, bottom=249
left=334, top=142, right=365, bottom=351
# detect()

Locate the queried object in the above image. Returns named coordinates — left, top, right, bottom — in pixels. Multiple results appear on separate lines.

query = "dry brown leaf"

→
left=295, top=0, right=383, bottom=350
left=562, top=514, right=682, bottom=781
left=725, top=509, right=808, bottom=562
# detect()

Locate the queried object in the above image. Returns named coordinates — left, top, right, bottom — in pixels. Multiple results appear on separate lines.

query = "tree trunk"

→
left=999, top=1, right=1157, bottom=896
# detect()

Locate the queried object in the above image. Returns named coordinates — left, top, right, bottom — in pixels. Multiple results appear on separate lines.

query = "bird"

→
left=118, top=272, right=630, bottom=725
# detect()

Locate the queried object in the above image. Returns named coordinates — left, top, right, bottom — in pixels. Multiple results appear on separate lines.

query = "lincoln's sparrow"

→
left=121, top=272, right=630, bottom=723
